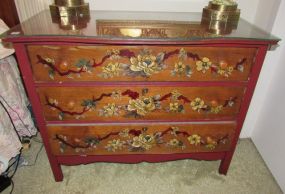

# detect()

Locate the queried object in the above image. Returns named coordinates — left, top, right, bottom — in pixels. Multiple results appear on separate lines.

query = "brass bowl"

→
left=54, top=0, right=85, bottom=6
left=50, top=3, right=90, bottom=17
left=202, top=7, right=240, bottom=22
left=51, top=14, right=90, bottom=31
left=201, top=19, right=235, bottom=35
left=208, top=2, right=238, bottom=11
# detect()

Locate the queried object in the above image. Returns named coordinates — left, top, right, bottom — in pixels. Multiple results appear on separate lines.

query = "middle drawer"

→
left=37, top=86, right=245, bottom=122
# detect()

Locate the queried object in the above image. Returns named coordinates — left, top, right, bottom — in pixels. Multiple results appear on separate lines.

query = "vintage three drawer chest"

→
left=2, top=10, right=279, bottom=181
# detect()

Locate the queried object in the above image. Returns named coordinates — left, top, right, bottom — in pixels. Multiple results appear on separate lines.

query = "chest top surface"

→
left=1, top=10, right=280, bottom=45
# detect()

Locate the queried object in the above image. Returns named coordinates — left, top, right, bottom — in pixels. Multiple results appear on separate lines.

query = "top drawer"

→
left=27, top=45, right=256, bottom=82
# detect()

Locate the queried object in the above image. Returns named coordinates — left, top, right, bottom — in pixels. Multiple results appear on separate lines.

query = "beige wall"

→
left=15, top=0, right=52, bottom=22
left=251, top=0, right=285, bottom=192
left=16, top=0, right=259, bottom=24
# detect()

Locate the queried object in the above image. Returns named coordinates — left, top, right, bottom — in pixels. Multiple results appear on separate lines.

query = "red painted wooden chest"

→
left=2, top=10, right=279, bottom=181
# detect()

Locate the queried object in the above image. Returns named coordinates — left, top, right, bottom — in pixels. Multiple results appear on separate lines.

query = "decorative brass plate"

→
left=96, top=20, right=220, bottom=38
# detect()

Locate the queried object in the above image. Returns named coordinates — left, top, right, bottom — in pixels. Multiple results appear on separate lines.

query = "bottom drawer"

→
left=48, top=122, right=236, bottom=155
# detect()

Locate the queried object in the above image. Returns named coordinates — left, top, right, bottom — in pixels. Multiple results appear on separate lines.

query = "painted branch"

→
left=37, top=55, right=86, bottom=76
left=235, top=58, right=247, bottom=69
left=119, top=49, right=136, bottom=58
left=187, top=52, right=201, bottom=61
left=93, top=93, right=112, bottom=102
left=45, top=96, right=90, bottom=116
left=122, top=89, right=140, bottom=99
left=160, top=93, right=191, bottom=104
left=55, top=135, right=90, bottom=149
left=163, top=49, right=180, bottom=60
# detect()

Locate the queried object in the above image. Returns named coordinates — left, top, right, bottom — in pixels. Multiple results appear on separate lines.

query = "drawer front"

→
left=37, top=86, right=245, bottom=122
left=28, top=45, right=256, bottom=82
left=48, top=122, right=236, bottom=155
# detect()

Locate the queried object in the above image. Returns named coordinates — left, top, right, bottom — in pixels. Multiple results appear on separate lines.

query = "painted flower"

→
left=237, top=64, right=244, bottom=72
left=48, top=98, right=58, bottom=106
left=171, top=90, right=182, bottom=101
left=107, top=49, right=121, bottom=60
left=99, top=103, right=120, bottom=117
left=170, top=126, right=180, bottom=136
left=105, top=139, right=125, bottom=152
left=111, top=90, right=122, bottom=99
left=210, top=105, right=223, bottom=114
left=130, top=54, right=160, bottom=76
left=102, top=62, right=122, bottom=77
left=188, top=134, right=201, bottom=146
left=205, top=137, right=218, bottom=150
left=127, top=97, right=156, bottom=116
left=228, top=100, right=235, bottom=107
left=169, top=102, right=179, bottom=112
left=190, top=98, right=206, bottom=111
left=196, top=57, right=212, bottom=73
left=168, top=139, right=180, bottom=147
left=217, top=66, right=234, bottom=77
left=178, top=48, right=187, bottom=60
left=174, top=61, right=186, bottom=74
left=140, top=134, right=155, bottom=144
left=131, top=134, right=155, bottom=150
left=119, top=128, right=130, bottom=138
left=44, top=57, right=55, bottom=64
left=131, top=136, right=144, bottom=148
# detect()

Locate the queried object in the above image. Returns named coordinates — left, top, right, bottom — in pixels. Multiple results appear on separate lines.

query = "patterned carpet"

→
left=3, top=139, right=282, bottom=194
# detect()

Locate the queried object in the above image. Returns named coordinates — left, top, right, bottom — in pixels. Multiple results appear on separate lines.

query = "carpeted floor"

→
left=3, top=138, right=283, bottom=194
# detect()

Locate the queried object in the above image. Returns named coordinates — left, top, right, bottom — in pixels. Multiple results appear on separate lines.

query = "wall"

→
left=251, top=0, right=285, bottom=192
left=240, top=0, right=281, bottom=137
left=15, top=0, right=259, bottom=28
left=87, top=0, right=259, bottom=24
left=15, top=0, right=52, bottom=22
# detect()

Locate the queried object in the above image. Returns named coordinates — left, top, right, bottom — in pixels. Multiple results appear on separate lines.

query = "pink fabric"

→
left=0, top=56, right=37, bottom=161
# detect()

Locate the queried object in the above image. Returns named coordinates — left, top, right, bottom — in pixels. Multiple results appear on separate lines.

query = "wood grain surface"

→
left=48, top=122, right=236, bottom=155
left=37, top=86, right=245, bottom=122
left=27, top=45, right=256, bottom=82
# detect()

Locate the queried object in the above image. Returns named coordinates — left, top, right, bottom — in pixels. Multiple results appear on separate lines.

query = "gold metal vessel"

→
left=208, top=1, right=238, bottom=11
left=49, top=0, right=90, bottom=18
left=54, top=0, right=85, bottom=6
left=201, top=1, right=240, bottom=35
left=51, top=16, right=89, bottom=31
left=202, top=8, right=240, bottom=22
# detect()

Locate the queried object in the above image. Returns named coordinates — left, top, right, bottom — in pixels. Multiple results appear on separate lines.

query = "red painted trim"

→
left=57, top=152, right=226, bottom=165
left=35, top=81, right=248, bottom=87
left=4, top=36, right=278, bottom=46
left=19, top=41, right=267, bottom=49
left=46, top=118, right=236, bottom=125
left=219, top=45, right=269, bottom=174
left=13, top=43, right=63, bottom=182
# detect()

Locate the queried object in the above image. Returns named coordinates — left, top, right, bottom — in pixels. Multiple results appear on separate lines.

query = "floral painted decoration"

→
left=196, top=57, right=212, bottom=73
left=55, top=126, right=230, bottom=153
left=37, top=48, right=247, bottom=79
left=46, top=88, right=237, bottom=120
